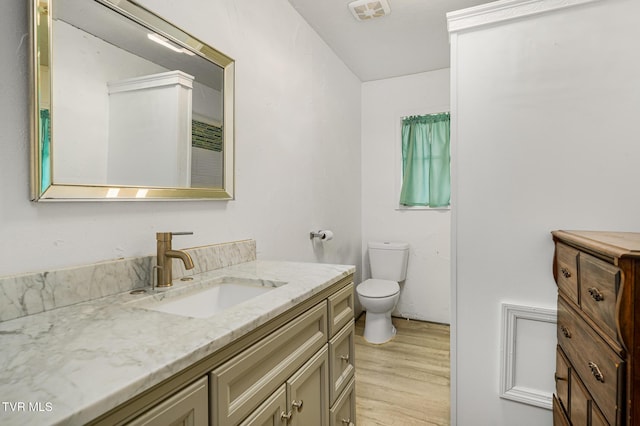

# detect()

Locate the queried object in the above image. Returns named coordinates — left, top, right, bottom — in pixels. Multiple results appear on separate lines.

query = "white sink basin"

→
left=132, top=278, right=284, bottom=319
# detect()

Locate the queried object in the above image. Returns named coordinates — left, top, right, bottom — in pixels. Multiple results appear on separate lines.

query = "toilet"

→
left=357, top=241, right=409, bottom=344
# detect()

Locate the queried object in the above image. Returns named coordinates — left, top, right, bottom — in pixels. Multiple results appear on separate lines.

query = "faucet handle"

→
left=156, top=232, right=193, bottom=241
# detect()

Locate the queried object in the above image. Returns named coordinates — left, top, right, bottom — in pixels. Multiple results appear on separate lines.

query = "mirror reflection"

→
left=32, top=0, right=235, bottom=200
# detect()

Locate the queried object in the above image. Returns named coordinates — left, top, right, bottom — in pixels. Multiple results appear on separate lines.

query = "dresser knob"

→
left=292, top=399, right=303, bottom=411
left=560, top=325, right=572, bottom=338
left=560, top=267, right=572, bottom=278
left=588, top=287, right=604, bottom=302
left=588, top=361, right=605, bottom=383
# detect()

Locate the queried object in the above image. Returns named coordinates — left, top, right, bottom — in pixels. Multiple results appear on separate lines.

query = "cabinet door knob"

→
left=560, top=325, right=572, bottom=338
left=588, top=287, right=604, bottom=302
left=339, top=354, right=350, bottom=362
left=341, top=419, right=354, bottom=426
left=281, top=410, right=292, bottom=421
left=292, top=399, right=304, bottom=411
left=588, top=361, right=605, bottom=383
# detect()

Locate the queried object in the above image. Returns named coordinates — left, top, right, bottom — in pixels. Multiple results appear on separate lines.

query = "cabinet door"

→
left=212, top=302, right=327, bottom=426
left=240, top=385, right=288, bottom=426
left=329, top=321, right=355, bottom=405
left=287, top=346, right=329, bottom=426
left=330, top=378, right=355, bottom=426
left=126, top=377, right=208, bottom=426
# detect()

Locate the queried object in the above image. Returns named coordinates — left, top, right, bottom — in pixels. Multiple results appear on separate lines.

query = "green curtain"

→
left=399, top=113, right=450, bottom=207
left=40, top=109, right=51, bottom=191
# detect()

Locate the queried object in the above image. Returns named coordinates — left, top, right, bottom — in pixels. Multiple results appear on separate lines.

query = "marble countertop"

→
left=0, top=260, right=355, bottom=425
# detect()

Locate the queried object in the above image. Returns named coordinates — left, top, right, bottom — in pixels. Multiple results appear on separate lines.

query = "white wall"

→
left=361, top=69, right=451, bottom=323
left=450, top=0, right=640, bottom=424
left=0, top=0, right=362, bottom=283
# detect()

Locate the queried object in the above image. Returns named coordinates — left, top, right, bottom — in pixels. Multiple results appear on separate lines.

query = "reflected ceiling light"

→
left=147, top=33, right=195, bottom=56
left=348, top=0, right=391, bottom=21
left=106, top=188, right=120, bottom=198
left=135, top=189, right=149, bottom=198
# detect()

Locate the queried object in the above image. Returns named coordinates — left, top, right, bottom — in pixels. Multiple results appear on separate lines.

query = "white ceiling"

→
left=287, top=0, right=494, bottom=81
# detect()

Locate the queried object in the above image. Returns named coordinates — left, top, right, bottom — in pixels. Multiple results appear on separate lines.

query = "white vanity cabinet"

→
left=227, top=283, right=356, bottom=426
left=235, top=284, right=355, bottom=426
left=211, top=301, right=329, bottom=425
left=91, top=276, right=355, bottom=426
left=213, top=285, right=355, bottom=426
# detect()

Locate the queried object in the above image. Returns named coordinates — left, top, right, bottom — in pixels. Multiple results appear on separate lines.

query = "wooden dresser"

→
left=552, top=231, right=640, bottom=425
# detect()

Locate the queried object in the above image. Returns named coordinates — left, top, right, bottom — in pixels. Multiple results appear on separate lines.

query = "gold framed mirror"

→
left=30, top=0, right=235, bottom=201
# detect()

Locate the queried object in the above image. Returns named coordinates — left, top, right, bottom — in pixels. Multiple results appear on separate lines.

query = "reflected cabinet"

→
left=552, top=230, right=640, bottom=425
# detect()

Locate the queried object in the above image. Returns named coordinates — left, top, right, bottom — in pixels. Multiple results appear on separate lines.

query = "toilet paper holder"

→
left=310, top=230, right=333, bottom=240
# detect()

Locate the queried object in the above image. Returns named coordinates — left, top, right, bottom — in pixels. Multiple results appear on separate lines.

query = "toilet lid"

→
left=357, top=279, right=400, bottom=298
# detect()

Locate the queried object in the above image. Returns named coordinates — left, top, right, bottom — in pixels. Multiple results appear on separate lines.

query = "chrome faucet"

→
left=155, top=232, right=195, bottom=288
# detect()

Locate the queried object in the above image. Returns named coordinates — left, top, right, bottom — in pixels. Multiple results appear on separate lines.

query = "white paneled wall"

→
left=449, top=0, right=640, bottom=423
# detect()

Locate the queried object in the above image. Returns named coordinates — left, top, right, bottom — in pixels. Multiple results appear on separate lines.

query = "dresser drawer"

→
left=552, top=394, right=570, bottom=426
left=329, top=321, right=355, bottom=405
left=557, top=297, right=624, bottom=424
left=579, top=252, right=621, bottom=342
left=555, top=346, right=570, bottom=414
left=570, top=369, right=610, bottom=426
left=592, top=402, right=609, bottom=426
left=570, top=369, right=589, bottom=425
left=556, top=243, right=579, bottom=304
left=328, top=283, right=354, bottom=338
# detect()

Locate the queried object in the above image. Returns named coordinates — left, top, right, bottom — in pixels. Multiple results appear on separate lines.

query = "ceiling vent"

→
left=348, top=0, right=391, bottom=21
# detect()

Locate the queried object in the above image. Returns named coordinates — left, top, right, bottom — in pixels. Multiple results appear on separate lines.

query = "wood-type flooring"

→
left=354, top=314, right=450, bottom=426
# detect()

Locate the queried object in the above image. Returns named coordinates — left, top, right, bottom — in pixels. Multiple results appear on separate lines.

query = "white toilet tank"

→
left=368, top=242, right=410, bottom=282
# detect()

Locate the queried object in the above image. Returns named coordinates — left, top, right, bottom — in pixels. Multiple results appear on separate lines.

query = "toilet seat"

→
left=357, top=279, right=399, bottom=298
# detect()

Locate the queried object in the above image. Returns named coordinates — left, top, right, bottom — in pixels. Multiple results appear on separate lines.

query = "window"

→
left=399, top=112, right=450, bottom=208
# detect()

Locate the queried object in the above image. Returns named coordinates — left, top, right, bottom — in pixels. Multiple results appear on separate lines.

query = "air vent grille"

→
left=348, top=0, right=391, bottom=21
